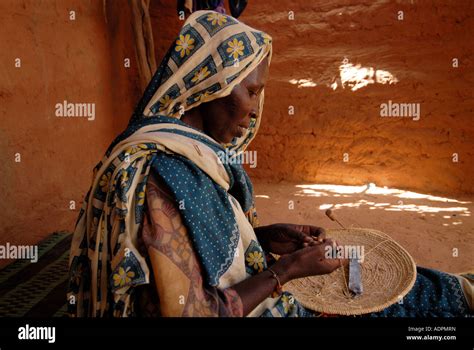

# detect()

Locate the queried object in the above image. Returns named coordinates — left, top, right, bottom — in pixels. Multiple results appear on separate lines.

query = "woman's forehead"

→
left=242, top=56, right=269, bottom=86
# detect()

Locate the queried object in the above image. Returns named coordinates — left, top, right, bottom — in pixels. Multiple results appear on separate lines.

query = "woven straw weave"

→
left=284, top=228, right=417, bottom=315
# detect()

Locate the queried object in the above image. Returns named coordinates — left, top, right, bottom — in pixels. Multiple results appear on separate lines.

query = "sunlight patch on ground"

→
left=289, top=78, right=317, bottom=88
left=296, top=183, right=471, bottom=204
left=330, top=59, right=398, bottom=91
left=295, top=183, right=471, bottom=221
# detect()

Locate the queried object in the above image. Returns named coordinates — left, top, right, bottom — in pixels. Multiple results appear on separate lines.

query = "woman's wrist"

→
left=269, top=254, right=296, bottom=285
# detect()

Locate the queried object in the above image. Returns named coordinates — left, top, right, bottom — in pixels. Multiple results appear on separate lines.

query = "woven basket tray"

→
left=284, top=228, right=417, bottom=316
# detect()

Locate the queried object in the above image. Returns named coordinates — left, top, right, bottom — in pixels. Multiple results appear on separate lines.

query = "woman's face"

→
left=199, top=56, right=270, bottom=144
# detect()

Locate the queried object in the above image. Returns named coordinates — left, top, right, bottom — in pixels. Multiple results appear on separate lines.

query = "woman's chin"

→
left=219, top=132, right=240, bottom=144
left=223, top=135, right=237, bottom=144
left=209, top=129, right=242, bottom=144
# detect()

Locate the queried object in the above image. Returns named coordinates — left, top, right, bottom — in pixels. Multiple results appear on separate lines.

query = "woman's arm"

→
left=143, top=172, right=341, bottom=316
left=231, top=242, right=341, bottom=315
left=142, top=172, right=243, bottom=316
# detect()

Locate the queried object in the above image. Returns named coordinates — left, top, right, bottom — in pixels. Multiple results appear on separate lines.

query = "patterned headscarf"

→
left=131, top=10, right=272, bottom=154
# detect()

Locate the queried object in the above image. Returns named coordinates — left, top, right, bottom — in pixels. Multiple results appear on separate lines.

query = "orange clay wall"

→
left=0, top=0, right=140, bottom=254
left=1, top=0, right=473, bottom=256
left=242, top=0, right=474, bottom=196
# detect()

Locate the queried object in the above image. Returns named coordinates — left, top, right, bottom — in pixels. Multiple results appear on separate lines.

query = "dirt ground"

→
left=253, top=180, right=473, bottom=274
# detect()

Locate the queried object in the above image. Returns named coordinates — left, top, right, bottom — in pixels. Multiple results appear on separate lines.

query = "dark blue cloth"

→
left=369, top=267, right=471, bottom=317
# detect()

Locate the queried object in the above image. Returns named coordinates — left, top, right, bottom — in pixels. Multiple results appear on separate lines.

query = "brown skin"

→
left=181, top=57, right=269, bottom=143
left=181, top=56, right=342, bottom=315
left=255, top=223, right=327, bottom=255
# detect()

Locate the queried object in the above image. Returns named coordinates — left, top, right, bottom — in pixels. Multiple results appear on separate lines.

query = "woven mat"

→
left=0, top=232, right=72, bottom=317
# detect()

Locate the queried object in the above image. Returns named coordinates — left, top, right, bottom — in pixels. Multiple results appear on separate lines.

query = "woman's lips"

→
left=236, top=125, right=248, bottom=137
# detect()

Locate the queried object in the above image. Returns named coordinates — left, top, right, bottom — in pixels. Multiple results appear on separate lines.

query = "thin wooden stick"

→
left=325, top=209, right=346, bottom=229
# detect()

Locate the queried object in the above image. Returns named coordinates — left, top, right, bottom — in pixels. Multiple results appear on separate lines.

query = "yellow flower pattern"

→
left=159, top=94, right=172, bottom=110
left=137, top=190, right=145, bottom=206
left=207, top=13, right=227, bottom=26
left=262, top=33, right=271, bottom=45
left=125, top=144, right=148, bottom=156
left=197, top=91, right=211, bottom=102
left=99, top=172, right=111, bottom=193
left=281, top=294, right=292, bottom=314
left=191, top=66, right=210, bottom=84
left=120, top=170, right=129, bottom=188
left=226, top=38, right=244, bottom=60
left=175, top=34, right=195, bottom=58
left=112, top=266, right=135, bottom=287
left=246, top=251, right=264, bottom=272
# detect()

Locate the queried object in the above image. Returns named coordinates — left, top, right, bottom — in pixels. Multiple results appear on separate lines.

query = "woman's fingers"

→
left=286, top=226, right=311, bottom=242
left=307, top=226, right=326, bottom=242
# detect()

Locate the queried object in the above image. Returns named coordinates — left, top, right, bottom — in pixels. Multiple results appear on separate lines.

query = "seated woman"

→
left=67, top=10, right=473, bottom=317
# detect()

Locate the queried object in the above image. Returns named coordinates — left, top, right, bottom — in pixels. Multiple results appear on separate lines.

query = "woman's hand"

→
left=254, top=223, right=326, bottom=255
left=232, top=237, right=343, bottom=316
left=271, top=238, right=344, bottom=283
left=232, top=235, right=343, bottom=316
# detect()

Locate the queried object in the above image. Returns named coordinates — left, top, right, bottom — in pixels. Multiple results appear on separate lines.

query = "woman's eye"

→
left=248, top=90, right=257, bottom=97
